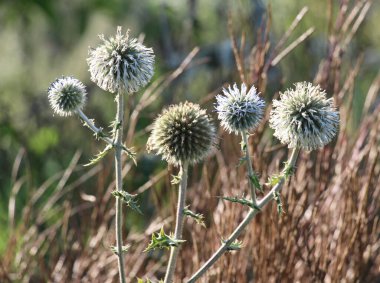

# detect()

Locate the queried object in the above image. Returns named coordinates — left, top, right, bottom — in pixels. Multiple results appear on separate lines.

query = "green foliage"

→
left=111, top=190, right=142, bottom=214
left=220, top=195, right=261, bottom=211
left=273, top=192, right=284, bottom=216
left=144, top=227, right=185, bottom=252
left=183, top=206, right=206, bottom=227
left=221, top=239, right=243, bottom=251
left=84, top=144, right=112, bottom=166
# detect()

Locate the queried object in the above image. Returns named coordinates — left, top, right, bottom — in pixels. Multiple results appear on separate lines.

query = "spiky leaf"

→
left=84, top=144, right=112, bottom=167
left=112, top=190, right=142, bottom=214
left=183, top=206, right=206, bottom=227
left=144, top=227, right=185, bottom=252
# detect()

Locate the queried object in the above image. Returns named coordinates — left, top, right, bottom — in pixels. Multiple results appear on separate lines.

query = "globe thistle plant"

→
left=215, top=83, right=265, bottom=134
left=147, top=102, right=216, bottom=166
left=270, top=82, right=339, bottom=151
left=48, top=76, right=87, bottom=117
left=87, top=26, right=155, bottom=94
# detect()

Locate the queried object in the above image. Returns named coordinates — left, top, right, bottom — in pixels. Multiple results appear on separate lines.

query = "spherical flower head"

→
left=269, top=82, right=340, bottom=151
left=47, top=76, right=87, bottom=117
left=147, top=102, right=216, bottom=166
left=87, top=26, right=155, bottom=94
left=215, top=83, right=265, bottom=134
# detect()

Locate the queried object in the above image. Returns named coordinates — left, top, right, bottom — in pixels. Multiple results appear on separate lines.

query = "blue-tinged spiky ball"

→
left=215, top=83, right=265, bottom=134
left=147, top=102, right=216, bottom=166
left=47, top=76, right=87, bottom=117
left=269, top=82, right=339, bottom=151
left=87, top=26, right=154, bottom=94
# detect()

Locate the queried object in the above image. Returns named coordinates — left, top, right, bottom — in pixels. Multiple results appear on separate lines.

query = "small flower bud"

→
left=47, top=76, right=87, bottom=117
left=147, top=102, right=216, bottom=166
left=215, top=83, right=265, bottom=134
left=269, top=82, right=339, bottom=150
left=87, top=26, right=155, bottom=94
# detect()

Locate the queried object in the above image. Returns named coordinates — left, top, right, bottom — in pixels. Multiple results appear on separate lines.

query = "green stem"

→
left=164, top=161, right=189, bottom=283
left=115, top=91, right=126, bottom=283
left=241, top=131, right=257, bottom=205
left=187, top=147, right=301, bottom=283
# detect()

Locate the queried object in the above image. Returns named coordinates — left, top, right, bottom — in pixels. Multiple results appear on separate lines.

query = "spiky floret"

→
left=87, top=26, right=155, bottom=94
left=269, top=82, right=339, bottom=151
left=215, top=83, right=265, bottom=134
left=47, top=76, right=87, bottom=117
left=147, top=102, right=216, bottom=166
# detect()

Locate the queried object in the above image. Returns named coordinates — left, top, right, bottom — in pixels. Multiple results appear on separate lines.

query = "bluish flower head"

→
left=87, top=26, right=155, bottom=94
left=147, top=102, right=216, bottom=166
left=48, top=76, right=87, bottom=117
left=269, top=82, right=340, bottom=151
left=215, top=83, right=265, bottom=134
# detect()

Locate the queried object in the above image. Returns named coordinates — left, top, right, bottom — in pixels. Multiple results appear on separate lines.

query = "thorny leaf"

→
left=273, top=191, right=284, bottom=216
left=249, top=173, right=263, bottom=193
left=83, top=144, right=112, bottom=167
left=121, top=144, right=137, bottom=165
left=220, top=196, right=261, bottom=211
left=221, top=239, right=243, bottom=251
left=112, top=190, right=142, bottom=214
left=110, top=244, right=130, bottom=255
left=267, top=162, right=296, bottom=186
left=183, top=206, right=206, bottom=227
left=143, top=227, right=185, bottom=252
left=170, top=171, right=182, bottom=185
left=110, top=119, right=122, bottom=139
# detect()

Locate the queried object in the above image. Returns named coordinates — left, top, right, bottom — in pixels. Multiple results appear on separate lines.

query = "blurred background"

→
left=0, top=0, right=379, bottom=282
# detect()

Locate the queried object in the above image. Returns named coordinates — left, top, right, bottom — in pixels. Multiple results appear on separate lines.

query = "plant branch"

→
left=187, top=147, right=301, bottom=283
left=115, top=91, right=126, bottom=283
left=164, top=161, right=189, bottom=283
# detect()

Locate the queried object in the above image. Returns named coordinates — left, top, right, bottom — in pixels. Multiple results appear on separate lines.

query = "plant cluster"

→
left=47, top=24, right=340, bottom=283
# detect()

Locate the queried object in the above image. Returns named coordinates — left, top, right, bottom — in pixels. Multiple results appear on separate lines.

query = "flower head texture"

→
left=48, top=76, right=87, bottom=117
left=147, top=102, right=216, bottom=166
left=215, top=83, right=265, bottom=134
left=269, top=82, right=339, bottom=150
left=87, top=26, right=155, bottom=94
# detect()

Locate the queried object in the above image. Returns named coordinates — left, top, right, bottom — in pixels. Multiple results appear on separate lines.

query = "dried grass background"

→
left=1, top=1, right=379, bottom=282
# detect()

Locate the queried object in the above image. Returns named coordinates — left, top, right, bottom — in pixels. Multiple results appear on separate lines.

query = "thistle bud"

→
left=147, top=102, right=216, bottom=166
left=47, top=76, right=87, bottom=117
left=269, top=82, right=339, bottom=150
left=87, top=26, right=155, bottom=94
left=215, top=83, right=265, bottom=134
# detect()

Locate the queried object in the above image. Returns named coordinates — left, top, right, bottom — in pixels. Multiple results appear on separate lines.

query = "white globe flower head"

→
left=48, top=76, right=87, bottom=117
left=87, top=26, right=155, bottom=94
left=215, top=83, right=265, bottom=134
left=269, top=82, right=340, bottom=151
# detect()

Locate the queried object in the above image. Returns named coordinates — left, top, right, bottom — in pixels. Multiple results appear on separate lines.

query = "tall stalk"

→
left=164, top=161, right=189, bottom=283
left=187, top=147, right=300, bottom=283
left=115, top=91, right=126, bottom=283
left=241, top=131, right=257, bottom=204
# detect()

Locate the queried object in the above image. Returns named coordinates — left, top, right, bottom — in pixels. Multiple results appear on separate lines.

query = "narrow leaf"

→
left=83, top=144, right=112, bottom=167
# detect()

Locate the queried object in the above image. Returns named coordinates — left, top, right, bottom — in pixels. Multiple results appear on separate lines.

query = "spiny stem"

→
left=115, top=91, right=126, bottom=283
left=187, top=147, right=301, bottom=283
left=78, top=109, right=114, bottom=145
left=241, top=131, right=257, bottom=205
left=164, top=161, right=189, bottom=283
